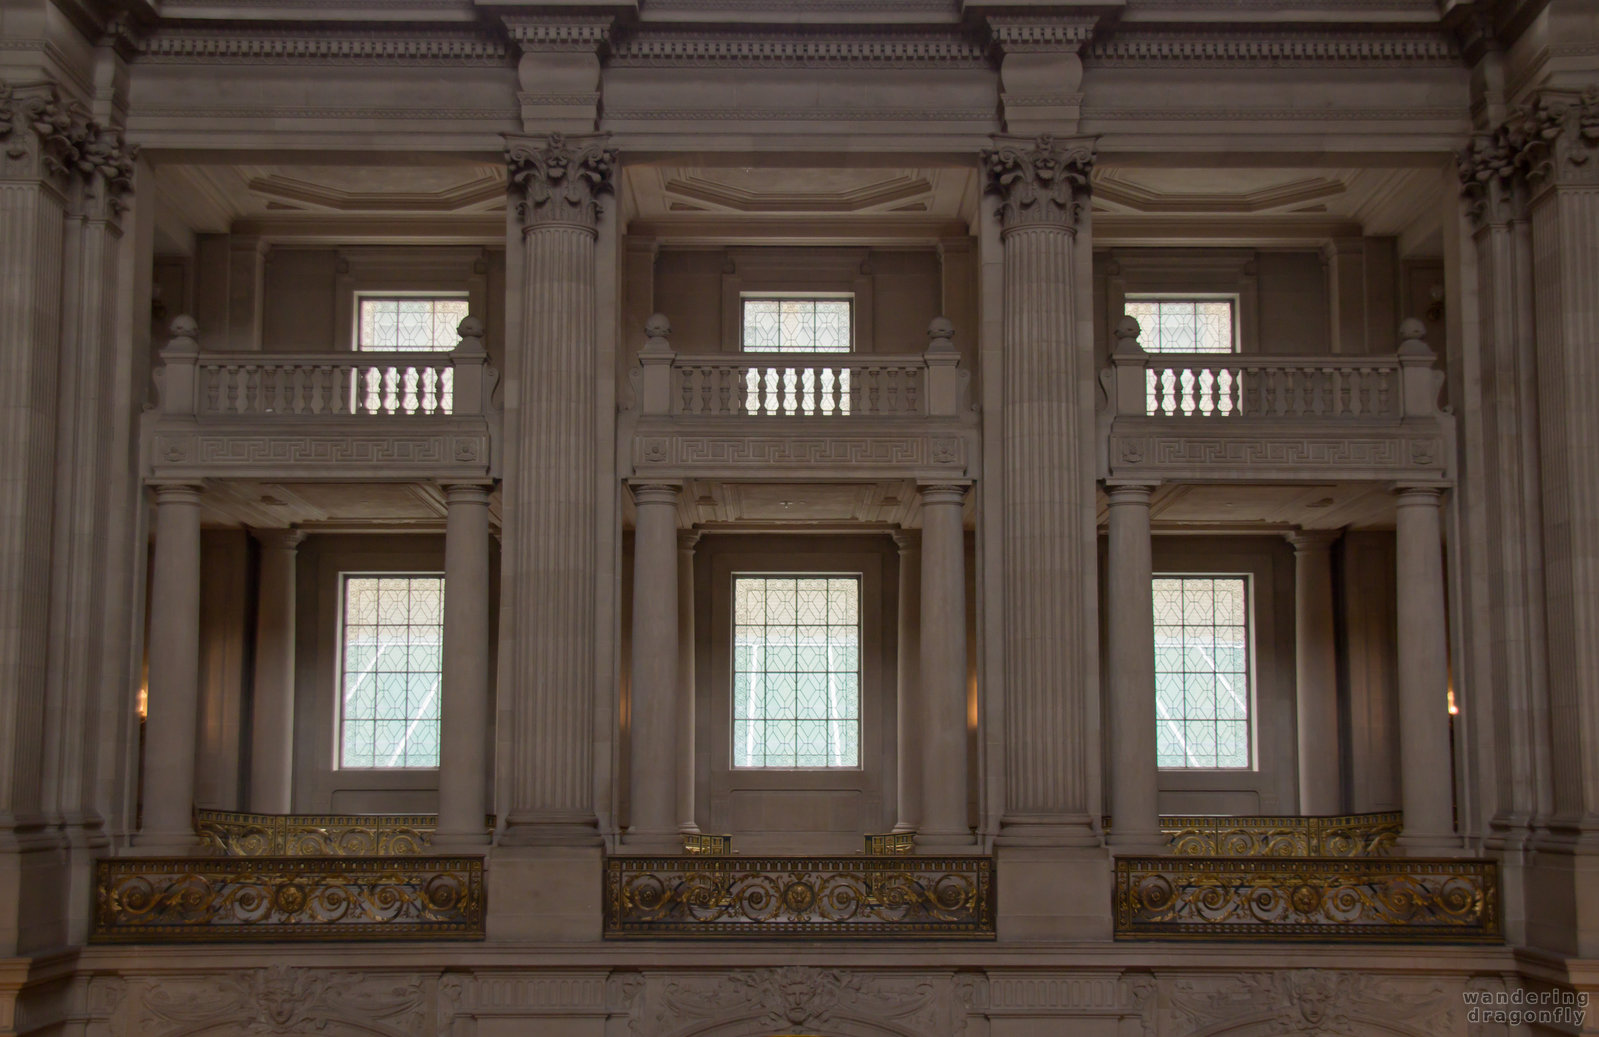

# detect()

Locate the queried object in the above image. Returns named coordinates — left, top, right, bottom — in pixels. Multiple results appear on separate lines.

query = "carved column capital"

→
left=0, top=80, right=136, bottom=215
left=981, top=134, right=1095, bottom=232
left=1458, top=130, right=1521, bottom=228
left=505, top=132, right=615, bottom=232
left=1517, top=86, right=1599, bottom=190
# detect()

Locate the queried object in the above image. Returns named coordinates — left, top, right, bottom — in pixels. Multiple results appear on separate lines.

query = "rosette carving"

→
left=505, top=131, right=616, bottom=231
left=981, top=134, right=1094, bottom=231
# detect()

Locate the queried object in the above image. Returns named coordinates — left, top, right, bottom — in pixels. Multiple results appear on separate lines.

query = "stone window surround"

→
left=1104, top=249, right=1261, bottom=354
left=333, top=246, right=491, bottom=352
left=718, top=247, right=877, bottom=354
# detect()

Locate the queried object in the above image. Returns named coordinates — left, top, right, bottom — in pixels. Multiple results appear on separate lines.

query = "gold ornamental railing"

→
left=1162, top=811, right=1401, bottom=857
left=196, top=809, right=438, bottom=856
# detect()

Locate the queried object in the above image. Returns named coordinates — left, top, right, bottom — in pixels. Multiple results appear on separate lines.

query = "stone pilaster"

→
left=916, top=484, right=972, bottom=850
left=1394, top=487, right=1456, bottom=852
left=1105, top=483, right=1161, bottom=851
left=892, top=530, right=922, bottom=835
left=1289, top=531, right=1342, bottom=816
left=499, top=133, right=615, bottom=846
left=437, top=485, right=493, bottom=847
left=625, top=483, right=681, bottom=852
left=982, top=135, right=1099, bottom=847
left=676, top=529, right=700, bottom=836
left=248, top=529, right=303, bottom=814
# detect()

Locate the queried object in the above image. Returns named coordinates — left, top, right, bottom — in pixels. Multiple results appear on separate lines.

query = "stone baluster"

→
left=140, top=484, right=206, bottom=851
left=249, top=529, right=303, bottom=814
left=1394, top=486, right=1456, bottom=850
left=436, top=483, right=493, bottom=847
left=626, top=483, right=681, bottom=851
left=982, top=135, right=1099, bottom=847
left=892, top=530, right=922, bottom=835
left=499, top=133, right=615, bottom=846
left=1289, top=530, right=1342, bottom=816
left=917, top=484, right=972, bottom=849
left=1105, top=483, right=1162, bottom=851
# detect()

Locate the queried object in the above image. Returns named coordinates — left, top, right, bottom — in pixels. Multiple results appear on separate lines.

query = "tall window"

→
left=732, top=575, right=861, bottom=768
left=339, top=575, right=444, bottom=769
left=1153, top=575, right=1252, bottom=769
left=741, top=297, right=852, bottom=353
left=357, top=295, right=470, bottom=351
left=1125, top=296, right=1238, bottom=353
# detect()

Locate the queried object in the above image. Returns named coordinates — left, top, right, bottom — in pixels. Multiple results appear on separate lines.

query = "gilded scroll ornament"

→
left=604, top=855, right=994, bottom=937
left=93, top=856, right=485, bottom=941
left=196, top=808, right=439, bottom=856
left=1161, top=811, right=1401, bottom=857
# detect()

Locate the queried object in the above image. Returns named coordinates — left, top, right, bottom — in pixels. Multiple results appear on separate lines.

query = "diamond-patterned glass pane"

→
left=741, top=298, right=852, bottom=353
left=358, top=297, right=470, bottom=351
left=340, top=575, right=444, bottom=768
left=1152, top=576, right=1252, bottom=769
left=1124, top=297, right=1237, bottom=354
left=732, top=576, right=861, bottom=768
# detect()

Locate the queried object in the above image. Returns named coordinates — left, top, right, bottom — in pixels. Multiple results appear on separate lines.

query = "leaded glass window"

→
left=1153, top=575, right=1252, bottom=769
left=732, top=575, right=861, bottom=768
left=1124, top=297, right=1237, bottom=353
left=339, top=575, right=444, bottom=768
left=741, top=298, right=852, bottom=353
left=357, top=296, right=470, bottom=351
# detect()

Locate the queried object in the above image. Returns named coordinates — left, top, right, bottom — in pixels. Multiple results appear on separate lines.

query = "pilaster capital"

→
left=1458, top=131, right=1522, bottom=228
left=150, top=482, right=204, bottom=506
left=981, top=134, right=1094, bottom=232
left=891, top=528, right=921, bottom=554
left=505, top=132, right=616, bottom=232
left=1286, top=529, right=1341, bottom=553
left=441, top=482, right=494, bottom=506
left=1104, top=482, right=1156, bottom=507
left=0, top=79, right=135, bottom=217
left=1393, top=484, right=1446, bottom=507
left=917, top=482, right=968, bottom=508
left=677, top=529, right=701, bottom=552
left=251, top=527, right=306, bottom=552
left=630, top=482, right=682, bottom=508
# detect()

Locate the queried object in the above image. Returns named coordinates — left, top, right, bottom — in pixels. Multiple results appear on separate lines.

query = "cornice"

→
left=607, top=29, right=987, bottom=68
left=136, top=29, right=511, bottom=63
left=502, top=17, right=614, bottom=52
left=986, top=16, right=1098, bottom=52
left=1088, top=31, right=1460, bottom=66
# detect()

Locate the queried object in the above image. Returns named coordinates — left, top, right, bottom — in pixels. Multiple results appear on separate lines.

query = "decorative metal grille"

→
left=741, top=298, right=852, bottom=353
left=1154, top=576, right=1251, bottom=769
left=340, top=576, right=444, bottom=769
left=732, top=576, right=860, bottom=768
left=357, top=297, right=470, bottom=351
left=1124, top=297, right=1237, bottom=353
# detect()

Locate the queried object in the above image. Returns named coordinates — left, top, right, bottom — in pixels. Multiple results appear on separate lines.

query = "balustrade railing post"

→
left=1397, top=318, right=1441, bottom=418
left=1111, top=315, right=1149, bottom=417
left=158, top=316, right=201, bottom=418
left=639, top=314, right=676, bottom=416
left=923, top=316, right=960, bottom=417
left=451, top=316, right=488, bottom=417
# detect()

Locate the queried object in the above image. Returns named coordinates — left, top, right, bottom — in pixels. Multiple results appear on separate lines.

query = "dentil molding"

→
left=1087, top=30, right=1459, bottom=66
left=136, top=30, right=512, bottom=63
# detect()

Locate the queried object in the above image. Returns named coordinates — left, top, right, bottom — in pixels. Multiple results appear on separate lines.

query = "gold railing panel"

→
left=604, top=855, right=994, bottom=938
left=683, top=834, right=733, bottom=855
left=1114, top=856, right=1499, bottom=942
left=92, top=855, right=485, bottom=942
left=865, top=833, right=915, bottom=855
left=1102, top=812, right=1402, bottom=857
left=195, top=809, right=486, bottom=856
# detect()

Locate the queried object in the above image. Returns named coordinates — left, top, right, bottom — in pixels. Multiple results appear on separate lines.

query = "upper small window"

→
left=357, top=295, right=470, bottom=351
left=1125, top=296, right=1238, bottom=353
left=741, top=297, right=852, bottom=353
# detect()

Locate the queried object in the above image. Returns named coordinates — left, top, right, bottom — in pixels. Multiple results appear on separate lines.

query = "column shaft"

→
left=917, top=485, right=971, bottom=848
left=627, top=484, right=681, bottom=849
left=248, top=529, right=302, bottom=813
left=1395, top=488, right=1455, bottom=848
left=1291, top=531, right=1342, bottom=815
left=437, top=485, right=492, bottom=844
left=676, top=531, right=699, bottom=834
left=893, top=531, right=922, bottom=834
left=141, top=484, right=205, bottom=849
left=1106, top=485, right=1161, bottom=849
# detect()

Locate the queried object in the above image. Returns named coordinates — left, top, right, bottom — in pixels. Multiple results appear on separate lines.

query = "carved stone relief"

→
left=1167, top=970, right=1458, bottom=1037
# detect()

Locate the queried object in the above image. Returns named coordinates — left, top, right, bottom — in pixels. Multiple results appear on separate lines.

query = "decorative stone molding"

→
left=1105, top=427, right=1448, bottom=481
left=986, top=19, right=1097, bottom=132
left=987, top=16, right=1097, bottom=51
left=130, top=965, right=429, bottom=1036
left=504, top=17, right=613, bottom=130
left=645, top=967, right=944, bottom=1036
left=603, top=855, right=995, bottom=938
left=93, top=856, right=486, bottom=941
left=502, top=18, right=615, bottom=52
left=608, top=29, right=988, bottom=67
left=1088, top=31, right=1459, bottom=66
left=196, top=808, right=447, bottom=856
left=1114, top=856, right=1500, bottom=942
left=137, top=31, right=512, bottom=63
left=505, top=132, right=616, bottom=231
left=1160, top=811, right=1402, bottom=857
left=629, top=430, right=973, bottom=478
left=981, top=135, right=1095, bottom=231
left=1169, top=970, right=1459, bottom=1036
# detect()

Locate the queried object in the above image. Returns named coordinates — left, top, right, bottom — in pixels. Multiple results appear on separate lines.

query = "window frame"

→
left=728, top=571, right=865, bottom=772
left=334, top=571, right=445, bottom=772
left=1124, top=294, right=1242, bottom=354
left=1152, top=572, right=1257, bottom=773
left=353, top=292, right=472, bottom=353
left=738, top=294, right=856, bottom=354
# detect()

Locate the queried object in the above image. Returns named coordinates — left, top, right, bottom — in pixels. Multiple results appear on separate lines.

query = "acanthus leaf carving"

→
left=505, top=132, right=616, bottom=231
left=981, top=134, right=1095, bottom=231
left=1460, top=84, right=1599, bottom=215
left=0, top=78, right=136, bottom=215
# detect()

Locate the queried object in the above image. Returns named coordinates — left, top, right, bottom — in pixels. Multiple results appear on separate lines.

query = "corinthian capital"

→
left=0, top=79, right=136, bottom=216
left=1458, top=131, right=1519, bottom=228
left=505, top=132, right=615, bottom=231
left=981, top=134, right=1094, bottom=231
left=1515, top=86, right=1599, bottom=190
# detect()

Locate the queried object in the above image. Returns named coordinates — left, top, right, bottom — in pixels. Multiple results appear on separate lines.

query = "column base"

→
left=995, top=813, right=1103, bottom=848
left=497, top=814, right=603, bottom=848
left=891, top=822, right=919, bottom=835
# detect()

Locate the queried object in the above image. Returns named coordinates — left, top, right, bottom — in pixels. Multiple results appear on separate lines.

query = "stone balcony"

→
left=621, top=315, right=979, bottom=482
left=1099, top=317, right=1454, bottom=485
left=142, top=315, right=500, bottom=484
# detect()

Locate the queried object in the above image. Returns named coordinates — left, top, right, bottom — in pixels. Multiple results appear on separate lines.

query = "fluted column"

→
left=676, top=530, right=700, bottom=835
left=248, top=529, right=303, bottom=813
left=1289, top=530, right=1342, bottom=815
left=1106, top=484, right=1161, bottom=850
left=983, top=135, right=1099, bottom=846
left=917, top=484, right=972, bottom=849
left=1394, top=487, right=1456, bottom=849
left=500, top=134, right=614, bottom=844
left=626, top=483, right=681, bottom=851
left=437, top=484, right=493, bottom=846
left=140, top=484, right=205, bottom=850
left=892, top=530, right=922, bottom=834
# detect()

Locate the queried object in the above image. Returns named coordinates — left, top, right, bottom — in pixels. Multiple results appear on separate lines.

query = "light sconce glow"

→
left=1447, top=688, right=1459, bottom=716
left=137, top=682, right=148, bottom=720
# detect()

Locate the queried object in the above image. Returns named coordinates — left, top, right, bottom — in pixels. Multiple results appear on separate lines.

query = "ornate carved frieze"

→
left=982, top=134, right=1094, bottom=231
left=137, top=31, right=512, bottom=64
left=129, top=965, right=429, bottom=1036
left=608, top=29, right=987, bottom=67
left=196, top=809, right=442, bottom=856
left=148, top=429, right=494, bottom=480
left=603, top=855, right=995, bottom=937
left=1169, top=970, right=1459, bottom=1036
left=1161, top=811, right=1402, bottom=857
left=1105, top=427, right=1449, bottom=482
left=93, top=856, right=486, bottom=941
left=630, top=430, right=972, bottom=477
left=1114, top=856, right=1500, bottom=941
left=505, top=132, right=615, bottom=231
left=0, top=80, right=135, bottom=215
left=645, top=967, right=944, bottom=1036
left=1089, top=31, right=1459, bottom=66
